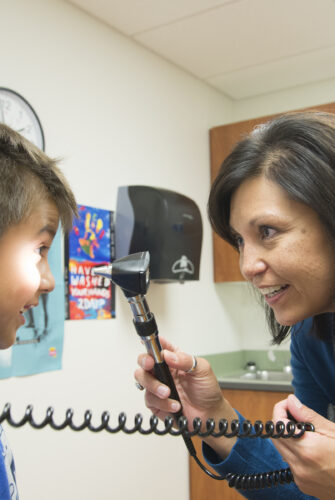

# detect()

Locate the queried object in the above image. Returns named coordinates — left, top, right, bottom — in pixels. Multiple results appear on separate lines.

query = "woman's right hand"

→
left=134, top=336, right=239, bottom=459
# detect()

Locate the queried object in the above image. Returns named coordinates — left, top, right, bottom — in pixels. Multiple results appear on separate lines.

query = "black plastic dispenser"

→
left=115, top=186, right=202, bottom=283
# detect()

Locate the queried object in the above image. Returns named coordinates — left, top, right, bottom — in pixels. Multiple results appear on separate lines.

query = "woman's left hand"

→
left=272, top=394, right=335, bottom=499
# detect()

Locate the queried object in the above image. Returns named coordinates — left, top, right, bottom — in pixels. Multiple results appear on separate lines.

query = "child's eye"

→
left=35, top=245, right=49, bottom=256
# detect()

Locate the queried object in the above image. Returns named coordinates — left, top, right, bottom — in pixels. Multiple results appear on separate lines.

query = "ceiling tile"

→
left=66, top=0, right=335, bottom=99
left=67, top=0, right=235, bottom=35
left=207, top=45, right=335, bottom=99
left=134, top=0, right=335, bottom=78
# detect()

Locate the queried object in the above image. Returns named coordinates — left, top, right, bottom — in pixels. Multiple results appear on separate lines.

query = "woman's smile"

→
left=258, top=284, right=290, bottom=303
left=229, top=175, right=335, bottom=325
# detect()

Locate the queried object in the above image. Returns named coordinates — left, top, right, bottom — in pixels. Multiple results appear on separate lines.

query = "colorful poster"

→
left=66, top=205, right=115, bottom=320
left=0, top=228, right=65, bottom=378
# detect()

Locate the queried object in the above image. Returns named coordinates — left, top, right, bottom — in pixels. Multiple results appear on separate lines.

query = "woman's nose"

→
left=240, top=245, right=267, bottom=282
left=39, top=262, right=55, bottom=293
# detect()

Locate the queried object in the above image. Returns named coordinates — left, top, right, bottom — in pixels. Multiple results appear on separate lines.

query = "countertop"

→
left=218, top=373, right=293, bottom=392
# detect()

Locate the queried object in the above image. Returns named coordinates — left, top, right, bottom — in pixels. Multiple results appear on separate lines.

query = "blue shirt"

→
left=203, top=316, right=335, bottom=499
left=0, top=425, right=18, bottom=499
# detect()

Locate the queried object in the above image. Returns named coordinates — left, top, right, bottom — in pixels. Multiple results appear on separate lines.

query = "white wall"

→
left=232, top=78, right=335, bottom=123
left=0, top=1, right=238, bottom=499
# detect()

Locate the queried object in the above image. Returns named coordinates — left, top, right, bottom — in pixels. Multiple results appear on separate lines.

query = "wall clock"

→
left=0, top=87, right=45, bottom=151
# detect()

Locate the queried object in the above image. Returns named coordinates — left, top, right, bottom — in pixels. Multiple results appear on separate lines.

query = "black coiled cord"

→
left=0, top=403, right=314, bottom=490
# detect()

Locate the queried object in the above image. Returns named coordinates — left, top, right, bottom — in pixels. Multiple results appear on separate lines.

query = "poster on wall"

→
left=65, top=204, right=115, bottom=320
left=0, top=228, right=65, bottom=378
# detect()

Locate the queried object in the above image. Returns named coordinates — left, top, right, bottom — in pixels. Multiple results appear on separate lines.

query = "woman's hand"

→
left=135, top=336, right=238, bottom=458
left=272, top=394, right=335, bottom=499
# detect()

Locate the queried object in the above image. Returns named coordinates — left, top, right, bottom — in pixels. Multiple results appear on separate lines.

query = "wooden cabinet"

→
left=210, top=102, right=335, bottom=282
left=189, top=388, right=289, bottom=500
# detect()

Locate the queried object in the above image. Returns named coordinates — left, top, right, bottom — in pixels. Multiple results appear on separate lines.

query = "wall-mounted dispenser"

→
left=115, top=186, right=202, bottom=283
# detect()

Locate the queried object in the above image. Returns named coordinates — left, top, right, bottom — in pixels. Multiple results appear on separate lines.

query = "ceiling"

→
left=66, top=0, right=335, bottom=100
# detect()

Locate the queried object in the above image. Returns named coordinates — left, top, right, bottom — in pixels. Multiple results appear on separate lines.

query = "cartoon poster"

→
left=65, top=205, right=115, bottom=320
left=0, top=228, right=65, bottom=378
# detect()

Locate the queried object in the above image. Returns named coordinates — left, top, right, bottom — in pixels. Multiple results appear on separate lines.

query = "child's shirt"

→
left=0, top=425, right=18, bottom=499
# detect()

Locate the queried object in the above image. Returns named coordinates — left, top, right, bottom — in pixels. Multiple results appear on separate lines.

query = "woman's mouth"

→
left=259, top=285, right=289, bottom=302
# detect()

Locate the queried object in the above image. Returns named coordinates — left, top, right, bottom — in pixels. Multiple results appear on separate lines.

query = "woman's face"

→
left=229, top=175, right=335, bottom=325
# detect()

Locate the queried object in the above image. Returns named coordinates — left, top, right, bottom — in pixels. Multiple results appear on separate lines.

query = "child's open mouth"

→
left=19, top=305, right=34, bottom=315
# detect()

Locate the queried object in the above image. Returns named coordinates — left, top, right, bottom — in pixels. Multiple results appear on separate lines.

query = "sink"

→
left=240, top=370, right=292, bottom=382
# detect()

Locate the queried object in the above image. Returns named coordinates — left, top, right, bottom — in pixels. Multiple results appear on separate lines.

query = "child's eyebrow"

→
left=37, top=225, right=57, bottom=238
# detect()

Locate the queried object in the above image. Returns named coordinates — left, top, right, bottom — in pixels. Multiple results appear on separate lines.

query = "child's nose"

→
left=40, top=264, right=55, bottom=293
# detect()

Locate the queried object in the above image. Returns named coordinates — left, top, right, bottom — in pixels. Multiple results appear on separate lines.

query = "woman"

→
left=135, top=112, right=335, bottom=499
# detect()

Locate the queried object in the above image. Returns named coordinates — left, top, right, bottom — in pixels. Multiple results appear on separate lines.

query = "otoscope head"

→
left=93, top=251, right=150, bottom=297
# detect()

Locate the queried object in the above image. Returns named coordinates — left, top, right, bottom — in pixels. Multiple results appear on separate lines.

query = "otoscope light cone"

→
left=92, top=251, right=150, bottom=297
left=92, top=265, right=112, bottom=280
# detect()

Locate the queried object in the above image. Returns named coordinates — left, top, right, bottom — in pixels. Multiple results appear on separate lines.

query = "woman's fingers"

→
left=163, top=349, right=198, bottom=374
left=137, top=352, right=155, bottom=372
left=134, top=367, right=171, bottom=399
left=158, top=336, right=177, bottom=352
left=145, top=389, right=181, bottom=414
left=137, top=336, right=181, bottom=370
left=273, top=398, right=290, bottom=422
left=135, top=342, right=195, bottom=417
left=135, top=339, right=213, bottom=423
left=134, top=364, right=182, bottom=414
left=137, top=342, right=197, bottom=376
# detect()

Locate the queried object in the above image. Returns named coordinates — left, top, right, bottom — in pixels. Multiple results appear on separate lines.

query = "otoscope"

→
left=93, top=251, right=196, bottom=456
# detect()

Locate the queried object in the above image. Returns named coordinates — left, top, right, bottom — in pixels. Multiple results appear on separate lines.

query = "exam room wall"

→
left=0, top=1, right=237, bottom=499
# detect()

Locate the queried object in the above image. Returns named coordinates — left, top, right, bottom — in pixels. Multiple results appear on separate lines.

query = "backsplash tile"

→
left=204, top=349, right=290, bottom=377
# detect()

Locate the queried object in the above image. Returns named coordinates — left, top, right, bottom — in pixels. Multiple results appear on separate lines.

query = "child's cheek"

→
left=16, top=246, right=41, bottom=293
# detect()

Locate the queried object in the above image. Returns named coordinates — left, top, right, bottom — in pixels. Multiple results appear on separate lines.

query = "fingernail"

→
left=291, top=395, right=302, bottom=408
left=141, top=358, right=149, bottom=369
left=157, top=386, right=169, bottom=397
left=171, top=402, right=181, bottom=412
left=169, top=353, right=178, bottom=363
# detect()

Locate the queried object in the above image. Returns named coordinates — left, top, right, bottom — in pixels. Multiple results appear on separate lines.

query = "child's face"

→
left=0, top=199, right=60, bottom=348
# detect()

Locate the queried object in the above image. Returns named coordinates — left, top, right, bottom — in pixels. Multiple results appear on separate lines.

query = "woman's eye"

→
left=234, top=235, right=244, bottom=249
left=260, top=226, right=276, bottom=239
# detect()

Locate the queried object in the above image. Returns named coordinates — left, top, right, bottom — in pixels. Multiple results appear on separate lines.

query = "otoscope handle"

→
left=133, top=312, right=195, bottom=451
left=154, top=361, right=182, bottom=407
left=154, top=359, right=196, bottom=455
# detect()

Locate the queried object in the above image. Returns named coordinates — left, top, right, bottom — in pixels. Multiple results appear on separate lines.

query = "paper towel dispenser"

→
left=115, top=186, right=202, bottom=283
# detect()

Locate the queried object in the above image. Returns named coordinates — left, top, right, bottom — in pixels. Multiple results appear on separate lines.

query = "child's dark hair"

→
left=208, top=111, right=335, bottom=344
left=0, top=123, right=77, bottom=236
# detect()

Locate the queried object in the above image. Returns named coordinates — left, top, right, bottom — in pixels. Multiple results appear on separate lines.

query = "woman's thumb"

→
left=287, top=394, right=329, bottom=430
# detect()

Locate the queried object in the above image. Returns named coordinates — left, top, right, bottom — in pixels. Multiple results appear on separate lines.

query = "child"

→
left=0, top=123, right=77, bottom=498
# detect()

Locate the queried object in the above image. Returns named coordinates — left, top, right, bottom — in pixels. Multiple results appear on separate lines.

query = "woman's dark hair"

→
left=208, top=111, right=335, bottom=344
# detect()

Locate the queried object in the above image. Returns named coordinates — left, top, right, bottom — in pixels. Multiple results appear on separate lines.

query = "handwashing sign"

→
left=65, top=204, right=115, bottom=320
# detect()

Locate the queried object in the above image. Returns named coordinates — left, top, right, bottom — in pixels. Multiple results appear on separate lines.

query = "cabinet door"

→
left=210, top=102, right=335, bottom=282
left=189, top=389, right=289, bottom=500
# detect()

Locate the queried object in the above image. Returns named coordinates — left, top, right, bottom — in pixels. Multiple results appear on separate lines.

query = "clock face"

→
left=0, top=87, right=45, bottom=151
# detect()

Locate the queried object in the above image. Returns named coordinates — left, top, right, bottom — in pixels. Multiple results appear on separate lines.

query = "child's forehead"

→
left=25, top=199, right=60, bottom=236
left=0, top=203, right=59, bottom=251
